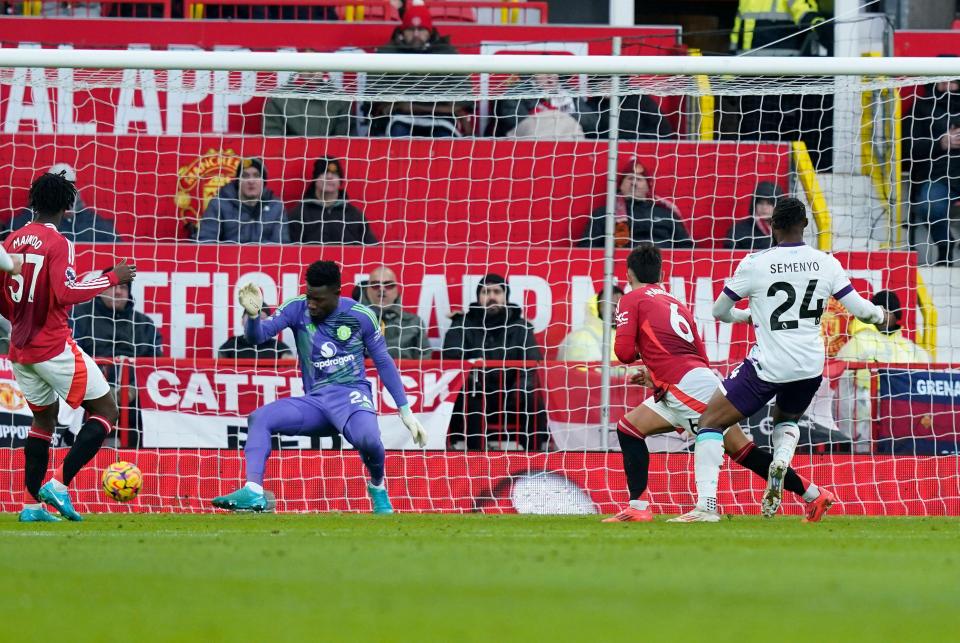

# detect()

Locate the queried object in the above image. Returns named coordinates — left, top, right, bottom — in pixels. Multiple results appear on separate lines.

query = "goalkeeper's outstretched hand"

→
left=238, top=283, right=263, bottom=317
left=399, top=405, right=428, bottom=448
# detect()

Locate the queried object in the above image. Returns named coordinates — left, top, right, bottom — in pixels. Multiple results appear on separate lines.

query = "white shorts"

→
left=11, top=339, right=110, bottom=411
left=642, top=367, right=719, bottom=437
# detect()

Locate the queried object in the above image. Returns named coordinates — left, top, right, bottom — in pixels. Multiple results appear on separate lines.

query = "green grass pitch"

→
left=1, top=514, right=958, bottom=643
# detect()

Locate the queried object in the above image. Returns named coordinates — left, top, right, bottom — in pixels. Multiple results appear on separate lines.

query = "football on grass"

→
left=102, top=462, right=143, bottom=502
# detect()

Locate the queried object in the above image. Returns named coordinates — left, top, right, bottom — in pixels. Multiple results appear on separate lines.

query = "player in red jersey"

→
left=603, top=244, right=832, bottom=523
left=0, top=172, right=136, bottom=523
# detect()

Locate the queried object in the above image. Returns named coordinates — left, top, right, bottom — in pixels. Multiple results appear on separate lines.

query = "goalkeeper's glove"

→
left=238, top=283, right=264, bottom=317
left=399, top=405, right=428, bottom=448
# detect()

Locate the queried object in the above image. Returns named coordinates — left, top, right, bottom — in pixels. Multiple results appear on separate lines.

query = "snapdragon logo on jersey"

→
left=136, top=361, right=466, bottom=449
left=313, top=342, right=355, bottom=371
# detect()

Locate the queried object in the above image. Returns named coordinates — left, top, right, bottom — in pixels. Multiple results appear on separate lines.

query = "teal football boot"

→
left=366, top=481, right=394, bottom=514
left=38, top=481, right=82, bottom=521
left=212, top=486, right=269, bottom=512
left=18, top=506, right=62, bottom=522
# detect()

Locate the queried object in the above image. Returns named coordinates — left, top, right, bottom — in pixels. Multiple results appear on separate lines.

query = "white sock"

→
left=244, top=481, right=264, bottom=494
left=23, top=503, right=41, bottom=510
left=49, top=478, right=67, bottom=491
left=694, top=432, right=724, bottom=513
left=369, top=480, right=386, bottom=490
left=772, top=421, right=800, bottom=465
left=628, top=499, right=649, bottom=511
left=802, top=484, right=821, bottom=502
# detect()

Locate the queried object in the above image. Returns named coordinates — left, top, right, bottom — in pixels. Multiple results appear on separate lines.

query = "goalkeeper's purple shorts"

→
left=244, top=384, right=382, bottom=485
left=249, top=383, right=378, bottom=439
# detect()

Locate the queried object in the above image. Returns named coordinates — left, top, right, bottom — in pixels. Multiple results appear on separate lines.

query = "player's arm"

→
left=0, top=246, right=22, bottom=275
left=241, top=285, right=292, bottom=344
left=713, top=256, right=753, bottom=323
left=613, top=296, right=640, bottom=364
left=829, top=258, right=887, bottom=325
left=712, top=291, right=752, bottom=324
left=357, top=305, right=427, bottom=447
left=833, top=284, right=886, bottom=325
left=50, top=243, right=131, bottom=306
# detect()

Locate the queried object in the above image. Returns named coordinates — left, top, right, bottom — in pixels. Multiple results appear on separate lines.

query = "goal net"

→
left=0, top=49, right=957, bottom=516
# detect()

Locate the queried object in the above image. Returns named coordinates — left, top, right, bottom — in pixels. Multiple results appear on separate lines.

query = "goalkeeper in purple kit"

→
left=212, top=261, right=427, bottom=514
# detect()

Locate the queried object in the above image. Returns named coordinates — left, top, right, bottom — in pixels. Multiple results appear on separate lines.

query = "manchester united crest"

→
left=175, top=149, right=241, bottom=231
left=0, top=382, right=26, bottom=411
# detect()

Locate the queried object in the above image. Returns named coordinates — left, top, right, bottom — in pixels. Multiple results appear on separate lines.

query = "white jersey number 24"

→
left=766, top=279, right=825, bottom=331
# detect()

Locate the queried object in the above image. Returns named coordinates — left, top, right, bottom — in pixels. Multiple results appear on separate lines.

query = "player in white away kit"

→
left=698, top=197, right=891, bottom=518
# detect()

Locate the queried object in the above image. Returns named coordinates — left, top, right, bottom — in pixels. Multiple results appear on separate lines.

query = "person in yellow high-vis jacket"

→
left=836, top=290, right=929, bottom=451
left=720, top=0, right=834, bottom=169
left=558, top=287, right=624, bottom=363
left=730, top=0, right=830, bottom=56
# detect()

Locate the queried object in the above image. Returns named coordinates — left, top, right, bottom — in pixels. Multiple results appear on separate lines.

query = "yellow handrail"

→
left=791, top=140, right=832, bottom=251
left=860, top=85, right=874, bottom=178
left=915, top=271, right=938, bottom=358
left=688, top=49, right=714, bottom=141
left=497, top=0, right=521, bottom=24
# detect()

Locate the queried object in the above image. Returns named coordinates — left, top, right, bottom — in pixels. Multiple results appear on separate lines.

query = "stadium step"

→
left=918, top=266, right=960, bottom=362
left=802, top=173, right=889, bottom=252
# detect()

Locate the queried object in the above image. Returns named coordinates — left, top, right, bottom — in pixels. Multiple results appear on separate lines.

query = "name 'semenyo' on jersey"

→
left=769, top=261, right=820, bottom=274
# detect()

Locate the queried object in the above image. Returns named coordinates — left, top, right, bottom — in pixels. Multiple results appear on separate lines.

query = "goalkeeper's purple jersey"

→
left=245, top=296, right=408, bottom=407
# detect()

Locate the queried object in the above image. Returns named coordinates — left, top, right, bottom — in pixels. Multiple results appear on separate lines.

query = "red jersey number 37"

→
left=9, top=254, right=45, bottom=303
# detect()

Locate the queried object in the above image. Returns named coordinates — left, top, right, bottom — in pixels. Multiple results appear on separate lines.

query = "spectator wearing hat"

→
left=2, top=163, right=119, bottom=243
left=359, top=265, right=430, bottom=360
left=218, top=305, right=293, bottom=362
left=578, top=159, right=693, bottom=249
left=368, top=1, right=472, bottom=137
left=442, top=274, right=548, bottom=450
left=197, top=158, right=287, bottom=244
left=836, top=290, right=930, bottom=450
left=723, top=181, right=784, bottom=250
left=287, top=158, right=377, bottom=245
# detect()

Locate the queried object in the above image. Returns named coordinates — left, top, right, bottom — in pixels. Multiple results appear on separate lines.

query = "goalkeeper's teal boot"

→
left=366, top=481, right=394, bottom=515
left=38, top=480, right=82, bottom=522
left=212, top=485, right=269, bottom=512
left=18, top=506, right=62, bottom=522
